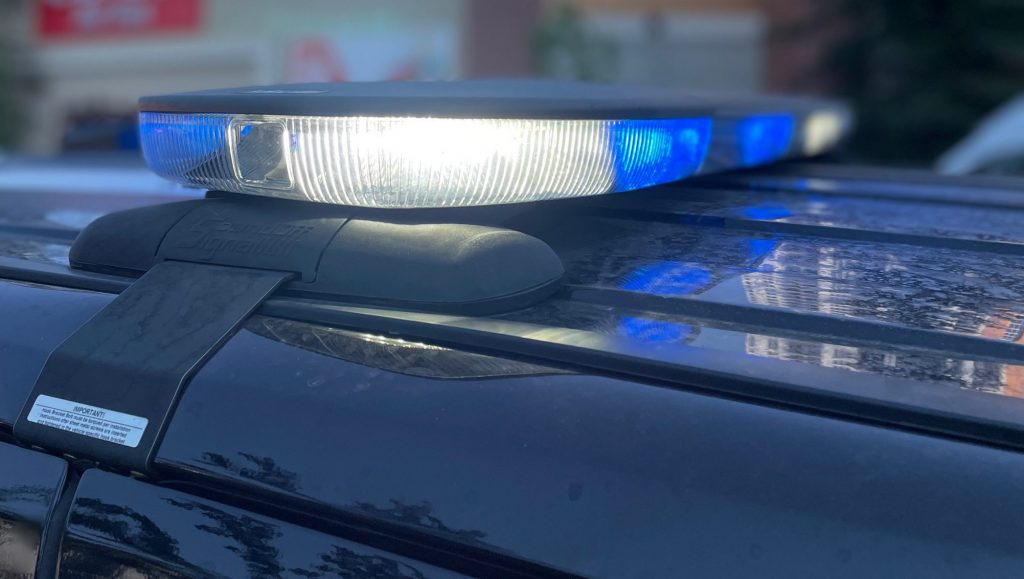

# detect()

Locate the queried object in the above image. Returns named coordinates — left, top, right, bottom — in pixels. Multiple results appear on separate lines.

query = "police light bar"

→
left=139, top=80, right=851, bottom=208
left=691, top=91, right=853, bottom=174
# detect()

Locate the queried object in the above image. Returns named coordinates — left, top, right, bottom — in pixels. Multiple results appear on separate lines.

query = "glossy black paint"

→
left=5, top=165, right=1024, bottom=576
left=61, top=469, right=463, bottom=578
left=157, top=316, right=1024, bottom=577
left=7, top=165, right=1024, bottom=399
left=0, top=278, right=113, bottom=427
left=256, top=301, right=1024, bottom=467
left=0, top=441, right=67, bottom=578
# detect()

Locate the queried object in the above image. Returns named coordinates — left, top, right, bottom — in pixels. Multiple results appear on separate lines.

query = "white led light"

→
left=140, top=112, right=711, bottom=208
left=802, top=110, right=846, bottom=156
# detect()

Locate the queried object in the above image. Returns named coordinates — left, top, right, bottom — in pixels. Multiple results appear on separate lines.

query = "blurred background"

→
left=2, top=0, right=1023, bottom=170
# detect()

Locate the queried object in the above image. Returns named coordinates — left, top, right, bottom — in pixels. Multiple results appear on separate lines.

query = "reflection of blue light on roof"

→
left=621, top=261, right=713, bottom=297
left=611, top=118, right=712, bottom=191
left=740, top=203, right=793, bottom=221
left=618, top=317, right=694, bottom=344
left=737, top=114, right=795, bottom=167
left=744, top=238, right=779, bottom=262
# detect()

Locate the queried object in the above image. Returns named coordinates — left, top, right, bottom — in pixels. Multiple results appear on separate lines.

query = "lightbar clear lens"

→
left=140, top=113, right=711, bottom=208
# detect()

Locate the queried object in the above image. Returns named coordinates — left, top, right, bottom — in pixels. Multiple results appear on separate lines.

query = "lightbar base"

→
left=70, top=195, right=565, bottom=314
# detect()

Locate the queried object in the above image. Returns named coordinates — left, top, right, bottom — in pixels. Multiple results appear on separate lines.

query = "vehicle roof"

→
left=6, top=161, right=1024, bottom=575
left=5, top=160, right=1024, bottom=440
left=6, top=162, right=1024, bottom=394
left=4, top=161, right=1024, bottom=398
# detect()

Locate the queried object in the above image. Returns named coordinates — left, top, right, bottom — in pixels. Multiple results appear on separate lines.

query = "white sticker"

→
left=27, top=395, right=148, bottom=448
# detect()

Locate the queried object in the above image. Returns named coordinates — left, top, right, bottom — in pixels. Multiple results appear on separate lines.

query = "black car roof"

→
left=8, top=162, right=1024, bottom=575
left=3, top=162, right=1024, bottom=450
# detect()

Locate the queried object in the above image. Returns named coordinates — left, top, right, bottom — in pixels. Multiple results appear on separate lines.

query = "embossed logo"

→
left=173, top=215, right=314, bottom=261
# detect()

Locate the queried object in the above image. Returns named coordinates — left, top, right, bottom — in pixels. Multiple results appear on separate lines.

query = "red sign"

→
left=286, top=39, right=432, bottom=83
left=37, top=0, right=201, bottom=40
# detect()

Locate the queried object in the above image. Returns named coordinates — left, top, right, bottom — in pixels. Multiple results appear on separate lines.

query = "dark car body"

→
left=3, top=161, right=1024, bottom=577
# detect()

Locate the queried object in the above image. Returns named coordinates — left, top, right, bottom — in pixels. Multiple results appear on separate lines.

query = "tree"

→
left=0, top=48, right=21, bottom=149
left=531, top=2, right=618, bottom=82
left=802, top=0, right=1024, bottom=164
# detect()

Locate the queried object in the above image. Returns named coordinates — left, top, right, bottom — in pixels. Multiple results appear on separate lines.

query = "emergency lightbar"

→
left=688, top=91, right=852, bottom=174
left=19, top=81, right=854, bottom=473
left=139, top=80, right=851, bottom=208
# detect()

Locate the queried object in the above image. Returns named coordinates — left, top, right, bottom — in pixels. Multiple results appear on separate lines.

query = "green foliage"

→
left=0, top=44, right=22, bottom=149
left=531, top=2, right=619, bottom=82
left=811, top=0, right=1024, bottom=164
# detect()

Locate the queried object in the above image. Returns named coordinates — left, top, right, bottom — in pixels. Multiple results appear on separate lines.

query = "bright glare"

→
left=140, top=112, right=711, bottom=208
left=802, top=111, right=844, bottom=156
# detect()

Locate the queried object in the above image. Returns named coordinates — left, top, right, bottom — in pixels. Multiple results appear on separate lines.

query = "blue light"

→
left=737, top=114, right=795, bottom=167
left=618, top=317, right=695, bottom=344
left=740, top=203, right=793, bottom=221
left=141, top=112, right=713, bottom=207
left=744, top=238, right=779, bottom=262
left=611, top=118, right=712, bottom=191
left=140, top=112, right=230, bottom=178
left=621, top=261, right=713, bottom=297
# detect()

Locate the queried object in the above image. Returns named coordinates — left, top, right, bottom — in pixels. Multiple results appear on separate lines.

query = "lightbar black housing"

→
left=138, top=79, right=717, bottom=119
left=70, top=195, right=565, bottom=314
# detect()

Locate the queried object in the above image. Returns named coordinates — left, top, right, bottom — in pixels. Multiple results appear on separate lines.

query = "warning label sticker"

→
left=27, top=395, right=148, bottom=448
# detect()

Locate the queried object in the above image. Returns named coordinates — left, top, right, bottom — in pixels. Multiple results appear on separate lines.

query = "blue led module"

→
left=611, top=118, right=712, bottom=191
left=737, top=113, right=795, bottom=167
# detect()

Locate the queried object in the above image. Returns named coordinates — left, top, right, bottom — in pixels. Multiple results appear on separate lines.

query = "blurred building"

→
left=18, top=0, right=470, bottom=153
left=546, top=0, right=764, bottom=91
left=12, top=0, right=777, bottom=153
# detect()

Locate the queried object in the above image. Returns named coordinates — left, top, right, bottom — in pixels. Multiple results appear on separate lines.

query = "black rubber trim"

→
left=138, top=79, right=719, bottom=119
left=6, top=258, right=1024, bottom=453
left=0, top=256, right=133, bottom=293
left=0, top=256, right=563, bottom=317
left=567, top=286, right=1024, bottom=365
left=257, top=299, right=1024, bottom=453
left=0, top=225, right=79, bottom=241
left=34, top=466, right=80, bottom=579
left=768, top=162, right=1024, bottom=191
left=698, top=163, right=1024, bottom=210
left=586, top=205, right=1024, bottom=256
